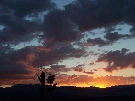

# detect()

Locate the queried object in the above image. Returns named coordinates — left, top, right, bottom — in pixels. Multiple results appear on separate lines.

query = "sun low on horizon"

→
left=0, top=0, right=135, bottom=89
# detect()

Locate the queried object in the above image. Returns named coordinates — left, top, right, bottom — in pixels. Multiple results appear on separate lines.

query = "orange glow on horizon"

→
left=57, top=83, right=109, bottom=88
left=2, top=75, right=135, bottom=88
left=0, top=85, right=12, bottom=88
left=94, top=84, right=106, bottom=88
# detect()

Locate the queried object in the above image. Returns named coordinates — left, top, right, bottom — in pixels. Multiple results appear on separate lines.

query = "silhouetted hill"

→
left=0, top=84, right=135, bottom=101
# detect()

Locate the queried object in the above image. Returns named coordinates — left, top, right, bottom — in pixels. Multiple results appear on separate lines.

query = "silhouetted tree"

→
left=38, top=71, right=45, bottom=100
left=46, top=74, right=57, bottom=101
left=38, top=70, right=57, bottom=101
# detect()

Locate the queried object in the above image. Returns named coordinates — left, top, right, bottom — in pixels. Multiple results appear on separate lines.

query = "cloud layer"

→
left=0, top=0, right=135, bottom=85
left=96, top=48, right=135, bottom=72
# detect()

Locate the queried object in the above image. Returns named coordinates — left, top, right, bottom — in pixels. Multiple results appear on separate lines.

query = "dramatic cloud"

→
left=73, top=64, right=85, bottom=72
left=43, top=9, right=82, bottom=43
left=96, top=48, right=135, bottom=72
left=1, top=0, right=135, bottom=45
left=0, top=44, right=86, bottom=83
left=0, top=15, right=42, bottom=45
left=0, top=46, right=37, bottom=84
left=32, top=44, right=86, bottom=67
left=89, top=62, right=94, bottom=66
left=83, top=71, right=94, bottom=75
left=83, top=32, right=131, bottom=47
left=104, top=26, right=116, bottom=33
left=0, top=0, right=54, bottom=45
left=0, top=0, right=55, bottom=17
left=50, top=65, right=70, bottom=72
left=87, top=37, right=111, bottom=46
left=46, top=63, right=94, bottom=75
left=72, top=64, right=94, bottom=74
left=65, top=0, right=135, bottom=33
left=1, top=0, right=135, bottom=46
left=0, top=0, right=135, bottom=85
left=104, top=32, right=130, bottom=41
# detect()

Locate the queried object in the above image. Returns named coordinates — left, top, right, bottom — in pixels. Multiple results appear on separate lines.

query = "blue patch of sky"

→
left=113, top=23, right=133, bottom=34
left=51, top=0, right=76, bottom=9
left=25, top=11, right=48, bottom=23
left=13, top=38, right=42, bottom=50
left=0, top=25, right=5, bottom=30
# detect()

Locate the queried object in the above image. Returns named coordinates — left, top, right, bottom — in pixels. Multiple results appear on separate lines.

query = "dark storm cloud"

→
left=43, top=9, right=82, bottom=43
left=1, top=0, right=135, bottom=46
left=87, top=32, right=131, bottom=47
left=96, top=48, right=135, bottom=72
left=88, top=51, right=101, bottom=56
left=74, top=66, right=84, bottom=72
left=90, top=62, right=94, bottom=65
left=87, top=37, right=111, bottom=46
left=64, top=0, right=135, bottom=35
left=104, top=32, right=130, bottom=41
left=0, top=25, right=86, bottom=84
left=0, top=15, right=42, bottom=45
left=83, top=71, right=94, bottom=75
left=73, top=64, right=94, bottom=74
left=104, top=27, right=116, bottom=33
left=32, top=44, right=86, bottom=67
left=0, top=44, right=85, bottom=82
left=1, top=0, right=135, bottom=45
left=41, top=0, right=135, bottom=47
left=0, top=0, right=55, bottom=17
left=73, top=64, right=85, bottom=73
left=0, top=0, right=54, bottom=45
left=65, top=0, right=124, bottom=31
left=0, top=46, right=37, bottom=82
left=48, top=63, right=94, bottom=74
left=50, top=65, right=70, bottom=72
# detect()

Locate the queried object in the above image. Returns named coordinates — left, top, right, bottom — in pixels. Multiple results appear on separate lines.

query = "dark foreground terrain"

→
left=1, top=96, right=135, bottom=101
left=0, top=84, right=135, bottom=101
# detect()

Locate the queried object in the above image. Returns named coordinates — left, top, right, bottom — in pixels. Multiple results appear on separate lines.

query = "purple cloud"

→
left=96, top=48, right=135, bottom=72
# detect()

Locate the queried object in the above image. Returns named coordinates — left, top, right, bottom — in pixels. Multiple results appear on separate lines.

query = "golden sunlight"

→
left=95, top=84, right=106, bottom=88
left=0, top=85, right=12, bottom=88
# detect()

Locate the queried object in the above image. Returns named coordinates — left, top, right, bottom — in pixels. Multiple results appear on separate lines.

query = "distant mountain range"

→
left=0, top=84, right=135, bottom=101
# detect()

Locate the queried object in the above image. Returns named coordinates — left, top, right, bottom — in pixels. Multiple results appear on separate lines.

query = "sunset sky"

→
left=0, top=0, right=135, bottom=88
